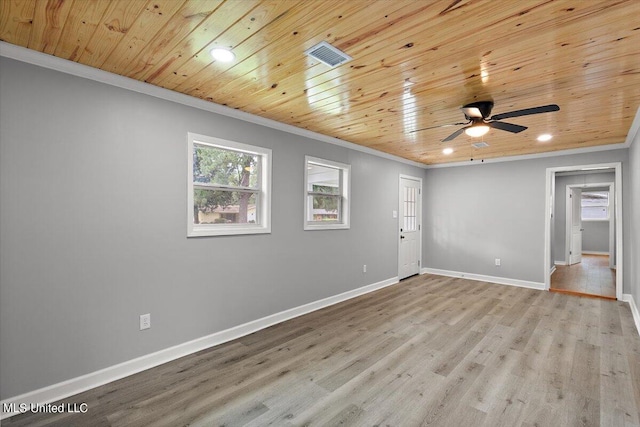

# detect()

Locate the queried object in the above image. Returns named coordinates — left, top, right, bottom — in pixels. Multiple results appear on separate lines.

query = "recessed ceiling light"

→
left=210, top=47, right=235, bottom=63
left=443, top=148, right=454, bottom=155
left=537, top=134, right=553, bottom=142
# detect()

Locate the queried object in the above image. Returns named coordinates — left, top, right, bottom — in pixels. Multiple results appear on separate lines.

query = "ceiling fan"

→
left=412, top=101, right=560, bottom=142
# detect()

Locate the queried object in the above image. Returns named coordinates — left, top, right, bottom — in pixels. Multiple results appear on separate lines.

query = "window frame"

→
left=187, top=132, right=271, bottom=237
left=304, top=156, right=350, bottom=231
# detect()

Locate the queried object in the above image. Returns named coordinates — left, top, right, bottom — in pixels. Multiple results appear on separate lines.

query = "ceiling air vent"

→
left=305, top=41, right=352, bottom=67
left=472, top=141, right=490, bottom=148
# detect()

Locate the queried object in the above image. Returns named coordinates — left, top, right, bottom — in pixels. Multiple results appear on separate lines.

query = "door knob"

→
left=400, top=235, right=405, bottom=239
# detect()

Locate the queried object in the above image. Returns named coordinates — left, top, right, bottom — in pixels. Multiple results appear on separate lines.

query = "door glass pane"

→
left=403, top=187, right=417, bottom=231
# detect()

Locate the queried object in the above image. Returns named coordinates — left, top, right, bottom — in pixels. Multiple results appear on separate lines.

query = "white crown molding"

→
left=0, top=41, right=425, bottom=169
left=421, top=267, right=545, bottom=290
left=0, top=275, right=399, bottom=420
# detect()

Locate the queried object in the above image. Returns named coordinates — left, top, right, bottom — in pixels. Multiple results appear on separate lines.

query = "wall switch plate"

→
left=363, top=264, right=367, bottom=273
left=140, top=313, right=151, bottom=330
left=495, top=258, right=501, bottom=266
left=392, top=210, right=397, bottom=218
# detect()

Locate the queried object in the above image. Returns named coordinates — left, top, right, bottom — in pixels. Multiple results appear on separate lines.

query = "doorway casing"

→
left=544, top=162, right=623, bottom=299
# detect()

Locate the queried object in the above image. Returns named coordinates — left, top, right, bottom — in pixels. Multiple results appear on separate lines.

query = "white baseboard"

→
left=582, top=251, right=609, bottom=256
left=622, top=293, right=640, bottom=337
left=1, top=276, right=399, bottom=420
left=554, top=260, right=567, bottom=266
left=420, top=268, right=545, bottom=290
left=550, top=266, right=557, bottom=276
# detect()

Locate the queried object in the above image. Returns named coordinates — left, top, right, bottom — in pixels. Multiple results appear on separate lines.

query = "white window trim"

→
left=304, top=156, right=350, bottom=231
left=187, top=132, right=271, bottom=237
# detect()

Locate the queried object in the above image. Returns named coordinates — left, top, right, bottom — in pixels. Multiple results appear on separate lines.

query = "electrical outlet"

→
left=495, top=258, right=501, bottom=266
left=363, top=264, right=367, bottom=273
left=140, top=313, right=151, bottom=330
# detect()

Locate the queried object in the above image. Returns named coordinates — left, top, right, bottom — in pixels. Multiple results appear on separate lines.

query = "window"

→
left=187, top=133, right=271, bottom=237
left=581, top=190, right=609, bottom=221
left=304, top=156, right=350, bottom=230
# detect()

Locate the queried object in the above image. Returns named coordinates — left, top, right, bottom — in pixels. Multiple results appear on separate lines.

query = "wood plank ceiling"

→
left=1, top=0, right=639, bottom=165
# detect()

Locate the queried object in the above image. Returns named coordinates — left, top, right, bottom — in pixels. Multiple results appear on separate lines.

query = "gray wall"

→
left=553, top=174, right=614, bottom=261
left=0, top=57, right=424, bottom=399
left=423, top=150, right=630, bottom=285
left=582, top=221, right=610, bottom=253
left=629, top=125, right=640, bottom=310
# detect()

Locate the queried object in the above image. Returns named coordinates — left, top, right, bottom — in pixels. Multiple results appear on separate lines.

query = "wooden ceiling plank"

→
left=0, top=0, right=36, bottom=47
left=172, top=0, right=317, bottom=97
left=200, top=0, right=428, bottom=112
left=234, top=0, right=556, bottom=112
left=222, top=2, right=432, bottom=97
left=28, top=0, right=74, bottom=54
left=78, top=0, right=148, bottom=69
left=276, top=5, right=600, bottom=114
left=100, top=0, right=189, bottom=75
left=124, top=0, right=224, bottom=79
left=140, top=0, right=263, bottom=87
left=174, top=0, right=348, bottom=98
left=284, top=28, right=633, bottom=134
left=223, top=2, right=456, bottom=113
left=294, top=63, right=639, bottom=131
left=175, top=1, right=376, bottom=97
left=53, top=0, right=111, bottom=61
left=268, top=0, right=624, bottom=116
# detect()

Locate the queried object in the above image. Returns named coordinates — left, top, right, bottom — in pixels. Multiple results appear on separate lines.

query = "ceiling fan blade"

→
left=462, top=107, right=483, bottom=118
left=442, top=127, right=467, bottom=142
left=491, top=104, right=560, bottom=121
left=410, top=122, right=468, bottom=133
left=488, top=121, right=528, bottom=133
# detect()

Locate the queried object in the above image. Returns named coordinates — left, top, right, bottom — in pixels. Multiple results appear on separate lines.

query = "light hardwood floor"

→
left=5, top=274, right=640, bottom=426
left=551, top=254, right=616, bottom=298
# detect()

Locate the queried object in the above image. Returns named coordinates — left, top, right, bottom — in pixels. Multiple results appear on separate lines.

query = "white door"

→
left=569, top=187, right=583, bottom=265
left=399, top=176, right=421, bottom=279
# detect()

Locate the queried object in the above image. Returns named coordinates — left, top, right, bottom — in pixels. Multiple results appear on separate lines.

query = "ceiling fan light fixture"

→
left=210, top=47, right=235, bottom=62
left=537, top=133, right=553, bottom=142
left=464, top=124, right=490, bottom=138
left=443, top=148, right=454, bottom=155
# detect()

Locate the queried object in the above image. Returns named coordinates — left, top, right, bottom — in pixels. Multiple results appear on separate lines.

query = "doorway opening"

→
left=544, top=163, right=622, bottom=300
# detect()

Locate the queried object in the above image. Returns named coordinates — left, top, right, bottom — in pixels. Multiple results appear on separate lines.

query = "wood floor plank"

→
left=480, top=372, right=528, bottom=427
left=418, top=361, right=485, bottom=426
left=551, top=254, right=616, bottom=298
left=569, top=341, right=601, bottom=402
left=4, top=274, right=640, bottom=427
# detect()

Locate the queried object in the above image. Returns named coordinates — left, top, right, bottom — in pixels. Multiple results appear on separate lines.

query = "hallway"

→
left=551, top=254, right=616, bottom=299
